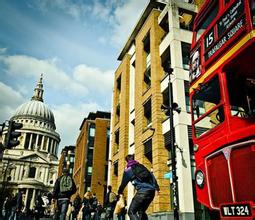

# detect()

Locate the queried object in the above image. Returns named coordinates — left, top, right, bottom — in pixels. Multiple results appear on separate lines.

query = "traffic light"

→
left=4, top=120, right=23, bottom=149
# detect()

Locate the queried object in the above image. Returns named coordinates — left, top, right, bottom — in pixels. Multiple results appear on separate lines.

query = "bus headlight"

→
left=193, top=144, right=199, bottom=152
left=195, top=170, right=204, bottom=188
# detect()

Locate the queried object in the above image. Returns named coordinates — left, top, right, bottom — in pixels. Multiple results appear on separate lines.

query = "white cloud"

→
left=0, top=48, right=7, bottom=54
left=52, top=102, right=102, bottom=152
left=111, top=0, right=148, bottom=46
left=0, top=54, right=114, bottom=97
left=29, top=0, right=87, bottom=19
left=73, top=64, right=114, bottom=94
left=28, top=0, right=148, bottom=48
left=0, top=82, right=25, bottom=122
left=0, top=54, right=88, bottom=96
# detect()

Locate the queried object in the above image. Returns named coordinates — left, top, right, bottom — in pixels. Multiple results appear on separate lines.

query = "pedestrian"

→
left=105, top=185, right=117, bottom=220
left=117, top=154, right=160, bottom=220
left=2, top=194, right=12, bottom=220
left=95, top=201, right=103, bottom=220
left=9, top=190, right=24, bottom=220
left=41, top=193, right=50, bottom=217
left=9, top=193, right=17, bottom=220
left=52, top=167, right=77, bottom=220
left=72, top=193, right=82, bottom=220
left=90, top=193, right=98, bottom=220
left=82, top=191, right=93, bottom=220
left=114, top=194, right=126, bottom=220
left=16, top=190, right=24, bottom=219
left=34, top=193, right=44, bottom=220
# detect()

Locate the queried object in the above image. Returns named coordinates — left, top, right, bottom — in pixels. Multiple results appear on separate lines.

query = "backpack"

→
left=109, top=192, right=117, bottom=203
left=60, top=175, right=73, bottom=193
left=131, top=163, right=152, bottom=182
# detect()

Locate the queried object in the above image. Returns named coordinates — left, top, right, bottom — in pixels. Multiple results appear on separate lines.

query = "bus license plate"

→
left=221, top=204, right=251, bottom=217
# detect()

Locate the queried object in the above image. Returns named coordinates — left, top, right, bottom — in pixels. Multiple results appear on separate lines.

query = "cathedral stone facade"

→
left=0, top=75, right=60, bottom=211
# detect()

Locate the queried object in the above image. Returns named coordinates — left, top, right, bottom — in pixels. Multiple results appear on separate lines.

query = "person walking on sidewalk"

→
left=105, top=186, right=117, bottom=220
left=118, top=154, right=160, bottom=220
left=52, top=168, right=77, bottom=220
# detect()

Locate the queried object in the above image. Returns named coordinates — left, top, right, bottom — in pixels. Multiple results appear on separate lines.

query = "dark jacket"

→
left=118, top=161, right=160, bottom=194
left=52, top=174, right=77, bottom=199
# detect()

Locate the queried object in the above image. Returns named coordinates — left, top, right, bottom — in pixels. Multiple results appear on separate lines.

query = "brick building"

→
left=73, top=111, right=110, bottom=204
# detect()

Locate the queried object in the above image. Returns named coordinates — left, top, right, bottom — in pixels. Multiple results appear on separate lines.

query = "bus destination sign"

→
left=217, top=0, right=244, bottom=38
left=204, top=0, right=245, bottom=61
left=205, top=16, right=245, bottom=61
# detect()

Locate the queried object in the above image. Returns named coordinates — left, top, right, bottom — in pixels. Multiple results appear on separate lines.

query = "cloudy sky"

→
left=0, top=0, right=148, bottom=153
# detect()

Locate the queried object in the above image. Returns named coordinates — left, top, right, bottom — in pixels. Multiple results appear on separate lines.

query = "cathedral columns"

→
left=35, top=134, right=39, bottom=150
left=24, top=189, right=29, bottom=210
left=28, top=135, right=32, bottom=150
left=30, top=189, right=36, bottom=210
left=14, top=164, right=20, bottom=181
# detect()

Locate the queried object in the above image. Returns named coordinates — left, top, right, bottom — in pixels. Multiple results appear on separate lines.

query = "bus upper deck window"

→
left=195, top=1, right=219, bottom=42
left=251, top=0, right=255, bottom=25
left=227, top=72, right=255, bottom=117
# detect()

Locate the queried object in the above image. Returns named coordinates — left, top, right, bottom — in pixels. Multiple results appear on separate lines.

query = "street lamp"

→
left=161, top=66, right=180, bottom=220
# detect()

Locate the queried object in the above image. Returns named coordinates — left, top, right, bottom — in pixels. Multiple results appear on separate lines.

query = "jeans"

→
left=8, top=207, right=16, bottom=220
left=57, top=199, right=69, bottom=220
left=128, top=191, right=155, bottom=220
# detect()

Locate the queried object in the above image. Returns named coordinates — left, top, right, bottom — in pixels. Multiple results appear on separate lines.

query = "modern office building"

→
left=108, top=0, right=207, bottom=219
left=0, top=75, right=60, bottom=211
left=73, top=111, right=110, bottom=205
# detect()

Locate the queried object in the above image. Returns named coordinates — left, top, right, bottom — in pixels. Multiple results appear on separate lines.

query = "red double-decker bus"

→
left=189, top=0, right=255, bottom=219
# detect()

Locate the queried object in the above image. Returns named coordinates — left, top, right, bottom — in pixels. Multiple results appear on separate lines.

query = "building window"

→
left=161, top=46, right=171, bottom=75
left=86, top=187, right=91, bottom=192
left=144, top=139, right=152, bottom=163
left=144, top=66, right=151, bottom=91
left=143, top=99, right=152, bottom=127
left=181, top=42, right=191, bottom=70
left=87, top=166, right=93, bottom=175
left=143, top=32, right=151, bottom=69
left=179, top=8, right=196, bottom=31
left=116, top=102, right=120, bottom=117
left=143, top=32, right=150, bottom=55
left=88, top=124, right=95, bottom=149
left=159, top=12, right=169, bottom=42
left=117, top=75, right=121, bottom=91
left=28, top=167, right=36, bottom=178
left=185, top=81, right=191, bottom=113
left=115, top=130, right=120, bottom=151
left=116, top=75, right=121, bottom=123
left=89, top=124, right=95, bottom=137
left=113, top=161, right=118, bottom=176
left=162, top=88, right=170, bottom=109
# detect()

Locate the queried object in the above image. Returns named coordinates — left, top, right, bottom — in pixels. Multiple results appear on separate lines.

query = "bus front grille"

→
left=206, top=141, right=255, bottom=208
